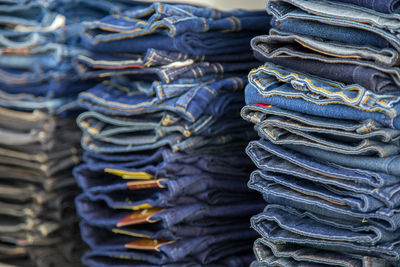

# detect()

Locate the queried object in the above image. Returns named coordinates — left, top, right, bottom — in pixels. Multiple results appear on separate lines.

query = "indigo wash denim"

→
left=77, top=111, right=250, bottom=149
left=252, top=238, right=391, bottom=267
left=245, top=64, right=400, bottom=129
left=251, top=178, right=400, bottom=231
left=241, top=105, right=400, bottom=144
left=328, top=0, right=400, bottom=14
left=251, top=205, right=400, bottom=263
left=245, top=139, right=400, bottom=208
left=266, top=0, right=400, bottom=52
left=79, top=77, right=247, bottom=122
left=270, top=17, right=391, bottom=50
left=75, top=193, right=264, bottom=229
left=0, top=1, right=62, bottom=29
left=75, top=51, right=258, bottom=83
left=80, top=221, right=256, bottom=263
left=241, top=105, right=400, bottom=157
left=80, top=130, right=255, bottom=154
left=81, top=3, right=269, bottom=55
left=82, top=249, right=254, bottom=267
left=251, top=31, right=400, bottom=94
left=288, top=144, right=400, bottom=177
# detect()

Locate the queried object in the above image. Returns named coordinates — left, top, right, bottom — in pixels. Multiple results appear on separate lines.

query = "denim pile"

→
left=242, top=0, right=400, bottom=266
left=0, top=0, right=103, bottom=266
left=72, top=2, right=270, bottom=266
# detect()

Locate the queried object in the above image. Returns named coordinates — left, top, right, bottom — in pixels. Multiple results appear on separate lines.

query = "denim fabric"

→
left=82, top=149, right=162, bottom=166
left=75, top=193, right=264, bottom=228
left=81, top=147, right=252, bottom=176
left=74, top=48, right=256, bottom=79
left=0, top=106, right=55, bottom=132
left=0, top=1, right=62, bottom=29
left=241, top=105, right=400, bottom=144
left=251, top=178, right=400, bottom=231
left=266, top=0, right=400, bottom=51
left=72, top=1, right=268, bottom=265
left=251, top=30, right=400, bottom=94
left=80, top=130, right=255, bottom=154
left=81, top=3, right=269, bottom=55
left=288, top=144, right=400, bottom=177
left=79, top=77, right=247, bottom=122
left=252, top=238, right=387, bottom=267
left=246, top=139, right=400, bottom=208
left=270, top=17, right=391, bottom=49
left=27, top=241, right=86, bottom=267
left=251, top=205, right=400, bottom=263
left=48, top=0, right=144, bottom=23
left=110, top=220, right=251, bottom=240
left=256, top=54, right=400, bottom=95
left=0, top=31, right=48, bottom=48
left=75, top=162, right=249, bottom=193
left=328, top=0, right=400, bottom=14
left=74, top=162, right=252, bottom=207
left=80, top=221, right=256, bottom=263
left=247, top=1, right=400, bottom=265
left=0, top=0, right=96, bottom=265
left=241, top=105, right=400, bottom=157
left=77, top=111, right=249, bottom=148
left=75, top=51, right=258, bottom=83
left=78, top=181, right=252, bottom=209
left=256, top=29, right=400, bottom=67
left=0, top=43, right=87, bottom=71
left=0, top=89, right=80, bottom=115
left=0, top=144, right=79, bottom=163
left=245, top=63, right=400, bottom=129
left=82, top=249, right=254, bottom=267
left=250, top=168, right=393, bottom=213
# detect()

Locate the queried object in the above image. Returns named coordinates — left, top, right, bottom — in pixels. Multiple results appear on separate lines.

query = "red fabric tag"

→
left=254, top=104, right=272, bottom=108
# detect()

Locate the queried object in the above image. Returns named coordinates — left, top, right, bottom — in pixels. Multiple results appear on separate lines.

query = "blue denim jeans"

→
left=109, top=220, right=251, bottom=241
left=76, top=174, right=252, bottom=209
left=251, top=178, right=400, bottom=231
left=328, top=0, right=400, bottom=14
left=270, top=17, right=391, bottom=49
left=288, top=144, right=400, bottom=177
left=0, top=1, right=61, bottom=29
left=75, top=193, right=264, bottom=229
left=242, top=104, right=400, bottom=144
left=252, top=238, right=390, bottom=267
left=75, top=50, right=258, bottom=83
left=77, top=111, right=251, bottom=149
left=241, top=105, right=400, bottom=157
left=0, top=43, right=87, bottom=71
left=266, top=0, right=400, bottom=51
left=80, top=129, right=255, bottom=154
left=251, top=30, right=400, bottom=94
left=246, top=139, right=400, bottom=209
left=0, top=89, right=81, bottom=115
left=81, top=147, right=252, bottom=176
left=80, top=220, right=256, bottom=264
left=82, top=249, right=254, bottom=267
left=251, top=204, right=400, bottom=263
left=80, top=2, right=270, bottom=55
left=245, top=63, right=400, bottom=129
left=79, top=76, right=247, bottom=122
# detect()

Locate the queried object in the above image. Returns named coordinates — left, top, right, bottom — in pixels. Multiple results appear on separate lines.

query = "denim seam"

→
left=251, top=76, right=396, bottom=119
left=252, top=66, right=365, bottom=103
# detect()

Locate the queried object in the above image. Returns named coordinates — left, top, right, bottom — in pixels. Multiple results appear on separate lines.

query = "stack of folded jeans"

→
left=242, top=0, right=400, bottom=266
left=0, top=0, right=101, bottom=266
left=73, top=2, right=270, bottom=266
